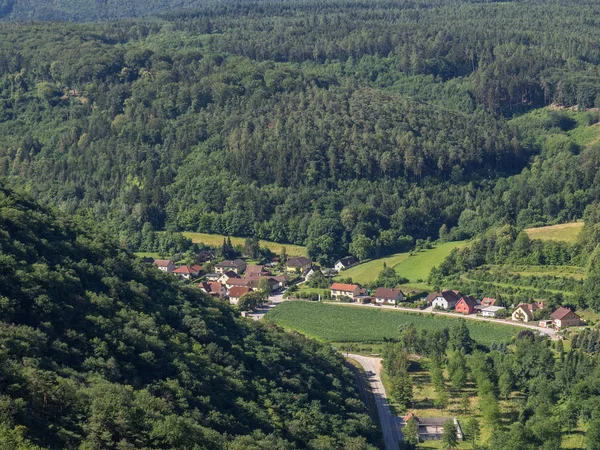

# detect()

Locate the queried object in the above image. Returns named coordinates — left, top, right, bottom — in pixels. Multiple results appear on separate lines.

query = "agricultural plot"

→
left=181, top=232, right=307, bottom=256
left=265, top=301, right=518, bottom=345
left=525, top=222, right=583, bottom=244
left=335, top=253, right=409, bottom=285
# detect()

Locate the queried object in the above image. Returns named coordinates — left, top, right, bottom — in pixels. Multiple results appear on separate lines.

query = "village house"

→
left=286, top=256, right=312, bottom=274
left=512, top=303, right=544, bottom=323
left=480, top=306, right=506, bottom=318
left=245, top=265, right=268, bottom=277
left=215, top=259, right=247, bottom=274
left=199, top=281, right=226, bottom=297
left=228, top=286, right=251, bottom=305
left=455, top=295, right=478, bottom=315
left=195, top=250, right=215, bottom=262
left=205, top=273, right=220, bottom=281
left=172, top=265, right=201, bottom=280
left=374, top=288, right=404, bottom=305
left=330, top=283, right=361, bottom=300
left=426, top=290, right=462, bottom=310
left=218, top=270, right=240, bottom=285
left=154, top=259, right=176, bottom=273
left=551, top=307, right=582, bottom=329
left=334, top=256, right=358, bottom=272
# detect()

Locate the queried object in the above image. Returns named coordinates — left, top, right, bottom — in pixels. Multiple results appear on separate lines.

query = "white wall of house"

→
left=431, top=297, right=448, bottom=309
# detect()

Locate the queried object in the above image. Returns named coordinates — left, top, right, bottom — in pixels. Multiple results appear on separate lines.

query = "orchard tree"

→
left=403, top=417, right=419, bottom=449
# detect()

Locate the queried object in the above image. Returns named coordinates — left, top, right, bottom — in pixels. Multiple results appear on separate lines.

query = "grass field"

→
left=134, top=251, right=161, bottom=259
left=265, top=301, right=518, bottom=345
left=503, top=264, right=585, bottom=280
left=335, top=241, right=468, bottom=287
left=525, top=222, right=583, bottom=244
left=181, top=232, right=307, bottom=256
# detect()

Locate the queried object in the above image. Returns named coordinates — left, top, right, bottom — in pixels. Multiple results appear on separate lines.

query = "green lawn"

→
left=503, top=264, right=585, bottom=280
left=335, top=241, right=468, bottom=287
left=181, top=232, right=307, bottom=256
left=134, top=252, right=161, bottom=259
left=394, top=241, right=469, bottom=284
left=335, top=253, right=410, bottom=285
left=265, top=301, right=518, bottom=345
left=525, top=222, right=583, bottom=244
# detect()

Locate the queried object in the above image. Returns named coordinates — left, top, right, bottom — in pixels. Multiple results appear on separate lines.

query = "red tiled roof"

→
left=551, top=306, right=578, bottom=320
left=191, top=265, right=203, bottom=272
left=228, top=286, right=251, bottom=298
left=173, top=265, right=196, bottom=274
left=330, top=283, right=359, bottom=292
left=481, top=297, right=496, bottom=307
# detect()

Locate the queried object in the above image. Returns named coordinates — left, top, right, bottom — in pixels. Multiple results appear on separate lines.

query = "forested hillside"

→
left=0, top=0, right=204, bottom=21
left=0, top=183, right=378, bottom=449
left=3, top=0, right=600, bottom=263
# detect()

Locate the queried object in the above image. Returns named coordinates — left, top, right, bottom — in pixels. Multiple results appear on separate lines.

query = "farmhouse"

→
left=199, top=281, right=226, bottom=297
left=154, top=259, right=175, bottom=273
left=228, top=286, right=251, bottom=305
left=455, top=295, right=478, bottom=315
left=286, top=257, right=312, bottom=274
left=426, top=290, right=462, bottom=310
left=480, top=306, right=506, bottom=318
left=551, top=307, right=582, bottom=329
left=215, top=259, right=247, bottom=274
left=330, top=283, right=361, bottom=300
left=374, top=288, right=404, bottom=305
left=172, top=265, right=201, bottom=280
left=512, top=303, right=541, bottom=323
left=334, top=256, right=358, bottom=272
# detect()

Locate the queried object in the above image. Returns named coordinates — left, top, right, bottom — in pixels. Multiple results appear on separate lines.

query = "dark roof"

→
left=551, top=307, right=579, bottom=320
left=374, top=288, right=403, bottom=299
left=221, top=270, right=240, bottom=278
left=141, top=257, right=154, bottom=263
left=458, top=295, right=477, bottom=308
left=245, top=265, right=265, bottom=275
left=425, top=290, right=461, bottom=304
left=287, top=256, right=311, bottom=267
left=337, top=256, right=357, bottom=266
left=215, top=259, right=247, bottom=268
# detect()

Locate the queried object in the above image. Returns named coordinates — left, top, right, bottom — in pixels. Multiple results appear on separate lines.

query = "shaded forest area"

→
left=1, top=0, right=600, bottom=263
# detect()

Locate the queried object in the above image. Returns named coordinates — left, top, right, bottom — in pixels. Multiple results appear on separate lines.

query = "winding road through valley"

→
left=347, top=354, right=404, bottom=450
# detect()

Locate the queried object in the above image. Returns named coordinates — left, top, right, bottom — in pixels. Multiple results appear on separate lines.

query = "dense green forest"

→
left=0, top=182, right=379, bottom=449
left=0, top=0, right=204, bottom=21
left=3, top=0, right=600, bottom=265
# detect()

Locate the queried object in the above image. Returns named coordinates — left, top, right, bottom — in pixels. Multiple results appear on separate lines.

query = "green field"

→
left=181, top=232, right=307, bottom=256
left=265, top=301, right=518, bottom=345
left=335, top=240, right=468, bottom=287
left=525, top=222, right=583, bottom=244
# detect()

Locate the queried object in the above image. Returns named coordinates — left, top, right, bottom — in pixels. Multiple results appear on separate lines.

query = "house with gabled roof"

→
left=173, top=265, right=201, bottom=280
left=335, top=256, right=358, bottom=272
left=215, top=259, right=247, bottom=274
left=286, top=257, right=312, bottom=274
left=154, top=259, right=175, bottom=273
left=374, top=288, right=404, bottom=305
left=426, top=290, right=462, bottom=310
left=199, top=281, right=226, bottom=297
left=512, top=303, right=541, bottom=323
left=218, top=270, right=240, bottom=285
left=330, top=283, right=361, bottom=300
left=551, top=307, right=582, bottom=329
left=228, top=286, right=251, bottom=305
left=455, top=295, right=478, bottom=315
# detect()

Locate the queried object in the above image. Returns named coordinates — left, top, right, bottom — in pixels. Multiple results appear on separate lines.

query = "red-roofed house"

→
left=228, top=286, right=251, bottom=305
left=551, top=307, right=582, bottom=329
left=330, top=283, right=361, bottom=300
left=199, top=281, right=226, bottom=297
left=455, top=296, right=478, bottom=315
left=480, top=298, right=497, bottom=307
left=173, top=265, right=201, bottom=280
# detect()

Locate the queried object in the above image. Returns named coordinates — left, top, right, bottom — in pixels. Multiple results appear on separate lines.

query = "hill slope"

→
left=0, top=183, right=378, bottom=449
left=0, top=0, right=204, bottom=21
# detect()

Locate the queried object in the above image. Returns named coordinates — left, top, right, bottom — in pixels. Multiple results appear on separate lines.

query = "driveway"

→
left=245, top=292, right=285, bottom=321
left=347, top=354, right=403, bottom=450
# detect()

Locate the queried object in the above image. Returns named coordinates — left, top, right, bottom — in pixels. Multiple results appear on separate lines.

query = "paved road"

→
left=245, top=293, right=284, bottom=321
left=324, top=301, right=558, bottom=339
left=347, top=354, right=403, bottom=450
